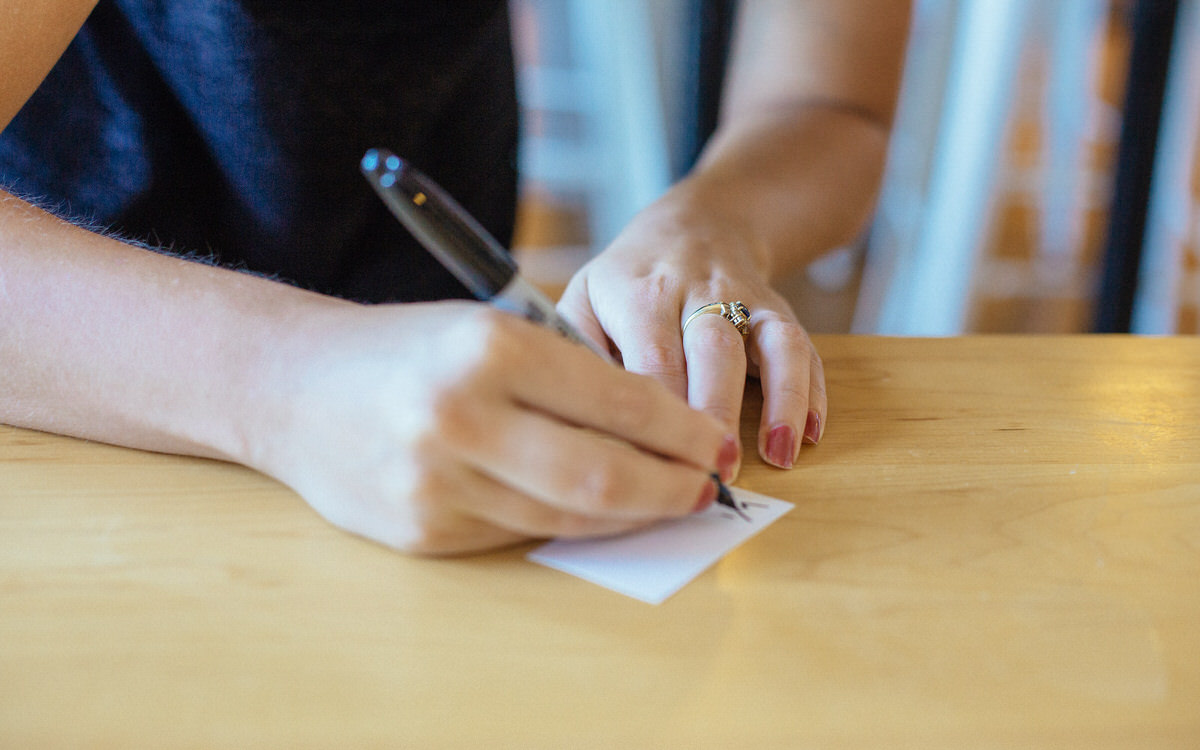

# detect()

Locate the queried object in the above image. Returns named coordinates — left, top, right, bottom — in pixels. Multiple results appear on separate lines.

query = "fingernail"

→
left=717, top=435, right=740, bottom=482
left=765, top=425, right=796, bottom=469
left=803, top=410, right=822, bottom=445
left=693, top=479, right=718, bottom=512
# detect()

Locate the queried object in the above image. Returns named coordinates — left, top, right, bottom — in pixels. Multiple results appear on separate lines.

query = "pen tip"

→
left=712, top=475, right=750, bottom=521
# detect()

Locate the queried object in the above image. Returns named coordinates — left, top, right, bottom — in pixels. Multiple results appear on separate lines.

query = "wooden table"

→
left=2, top=336, right=1198, bottom=748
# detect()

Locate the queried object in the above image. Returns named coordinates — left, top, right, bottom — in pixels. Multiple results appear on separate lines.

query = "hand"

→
left=247, top=300, right=732, bottom=555
left=557, top=203, right=827, bottom=480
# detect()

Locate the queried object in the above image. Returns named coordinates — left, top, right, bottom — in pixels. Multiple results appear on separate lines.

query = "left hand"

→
left=557, top=201, right=826, bottom=481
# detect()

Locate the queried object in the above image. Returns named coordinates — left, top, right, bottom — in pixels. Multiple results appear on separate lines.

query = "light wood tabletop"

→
left=2, top=336, right=1198, bottom=749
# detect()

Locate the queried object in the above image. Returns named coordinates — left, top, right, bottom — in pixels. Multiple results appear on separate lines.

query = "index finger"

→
left=507, top=324, right=726, bottom=472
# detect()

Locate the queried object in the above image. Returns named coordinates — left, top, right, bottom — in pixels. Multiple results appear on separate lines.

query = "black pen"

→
left=361, top=148, right=748, bottom=521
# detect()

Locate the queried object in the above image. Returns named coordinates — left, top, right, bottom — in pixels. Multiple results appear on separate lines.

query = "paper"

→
left=528, top=487, right=792, bottom=604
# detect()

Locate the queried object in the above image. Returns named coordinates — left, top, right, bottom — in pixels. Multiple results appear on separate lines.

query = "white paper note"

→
left=528, top=487, right=792, bottom=604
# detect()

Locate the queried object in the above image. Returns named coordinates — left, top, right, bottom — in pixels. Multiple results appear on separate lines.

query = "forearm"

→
left=655, top=0, right=910, bottom=281
left=668, top=105, right=891, bottom=280
left=0, top=191, right=347, bottom=463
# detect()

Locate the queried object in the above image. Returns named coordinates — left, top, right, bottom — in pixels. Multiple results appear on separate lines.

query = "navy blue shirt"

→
left=0, top=0, right=519, bottom=302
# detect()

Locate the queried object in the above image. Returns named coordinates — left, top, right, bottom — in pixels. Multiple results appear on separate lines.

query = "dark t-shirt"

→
left=0, top=0, right=519, bottom=302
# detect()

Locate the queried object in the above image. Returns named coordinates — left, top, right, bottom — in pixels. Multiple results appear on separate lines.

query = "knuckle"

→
left=601, top=378, right=658, bottom=436
left=654, top=473, right=706, bottom=519
left=762, top=365, right=811, bottom=406
left=574, top=457, right=633, bottom=513
left=478, top=312, right=526, bottom=366
left=401, top=463, right=448, bottom=508
left=629, top=340, right=686, bottom=380
left=759, top=316, right=812, bottom=354
left=689, top=321, right=745, bottom=355
left=452, top=307, right=525, bottom=379
left=423, top=388, right=483, bottom=449
left=775, top=382, right=810, bottom=409
left=809, top=372, right=828, bottom=401
left=702, top=402, right=739, bottom=427
left=810, top=357, right=828, bottom=395
left=633, top=273, right=679, bottom=300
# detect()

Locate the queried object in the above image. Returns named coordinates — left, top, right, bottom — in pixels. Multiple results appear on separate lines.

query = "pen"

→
left=361, top=148, right=748, bottom=521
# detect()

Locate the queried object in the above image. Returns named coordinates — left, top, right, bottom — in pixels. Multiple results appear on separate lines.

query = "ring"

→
left=683, top=301, right=751, bottom=337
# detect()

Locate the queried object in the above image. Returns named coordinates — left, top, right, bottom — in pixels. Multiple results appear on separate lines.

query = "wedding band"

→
left=683, top=301, right=751, bottom=337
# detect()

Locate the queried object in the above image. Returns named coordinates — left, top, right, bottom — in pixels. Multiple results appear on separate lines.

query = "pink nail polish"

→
left=693, top=480, right=718, bottom=512
left=717, top=435, right=740, bottom=482
left=765, top=425, right=796, bottom=469
left=803, top=410, right=822, bottom=445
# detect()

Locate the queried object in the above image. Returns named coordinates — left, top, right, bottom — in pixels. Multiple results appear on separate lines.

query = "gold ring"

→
left=683, top=301, right=751, bottom=337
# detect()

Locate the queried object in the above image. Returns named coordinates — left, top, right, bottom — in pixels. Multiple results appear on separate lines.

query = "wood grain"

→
left=2, top=336, right=1198, bottom=748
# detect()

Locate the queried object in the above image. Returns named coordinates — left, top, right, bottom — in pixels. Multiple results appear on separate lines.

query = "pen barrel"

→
left=362, top=149, right=517, bottom=298
left=364, top=148, right=611, bottom=361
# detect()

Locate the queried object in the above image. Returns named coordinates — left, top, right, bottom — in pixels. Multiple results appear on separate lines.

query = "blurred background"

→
left=507, top=0, right=1200, bottom=335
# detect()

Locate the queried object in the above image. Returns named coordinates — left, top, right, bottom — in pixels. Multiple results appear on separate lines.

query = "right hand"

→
left=249, top=301, right=733, bottom=555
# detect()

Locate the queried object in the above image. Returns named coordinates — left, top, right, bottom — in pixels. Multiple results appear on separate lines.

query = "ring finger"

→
left=681, top=305, right=748, bottom=481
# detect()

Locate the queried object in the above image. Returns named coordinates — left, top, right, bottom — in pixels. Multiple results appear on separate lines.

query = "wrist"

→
left=678, top=105, right=892, bottom=279
left=223, top=286, right=359, bottom=474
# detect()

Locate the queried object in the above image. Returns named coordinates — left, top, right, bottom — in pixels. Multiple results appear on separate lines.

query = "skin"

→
left=0, top=0, right=909, bottom=555
left=560, top=0, right=912, bottom=476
